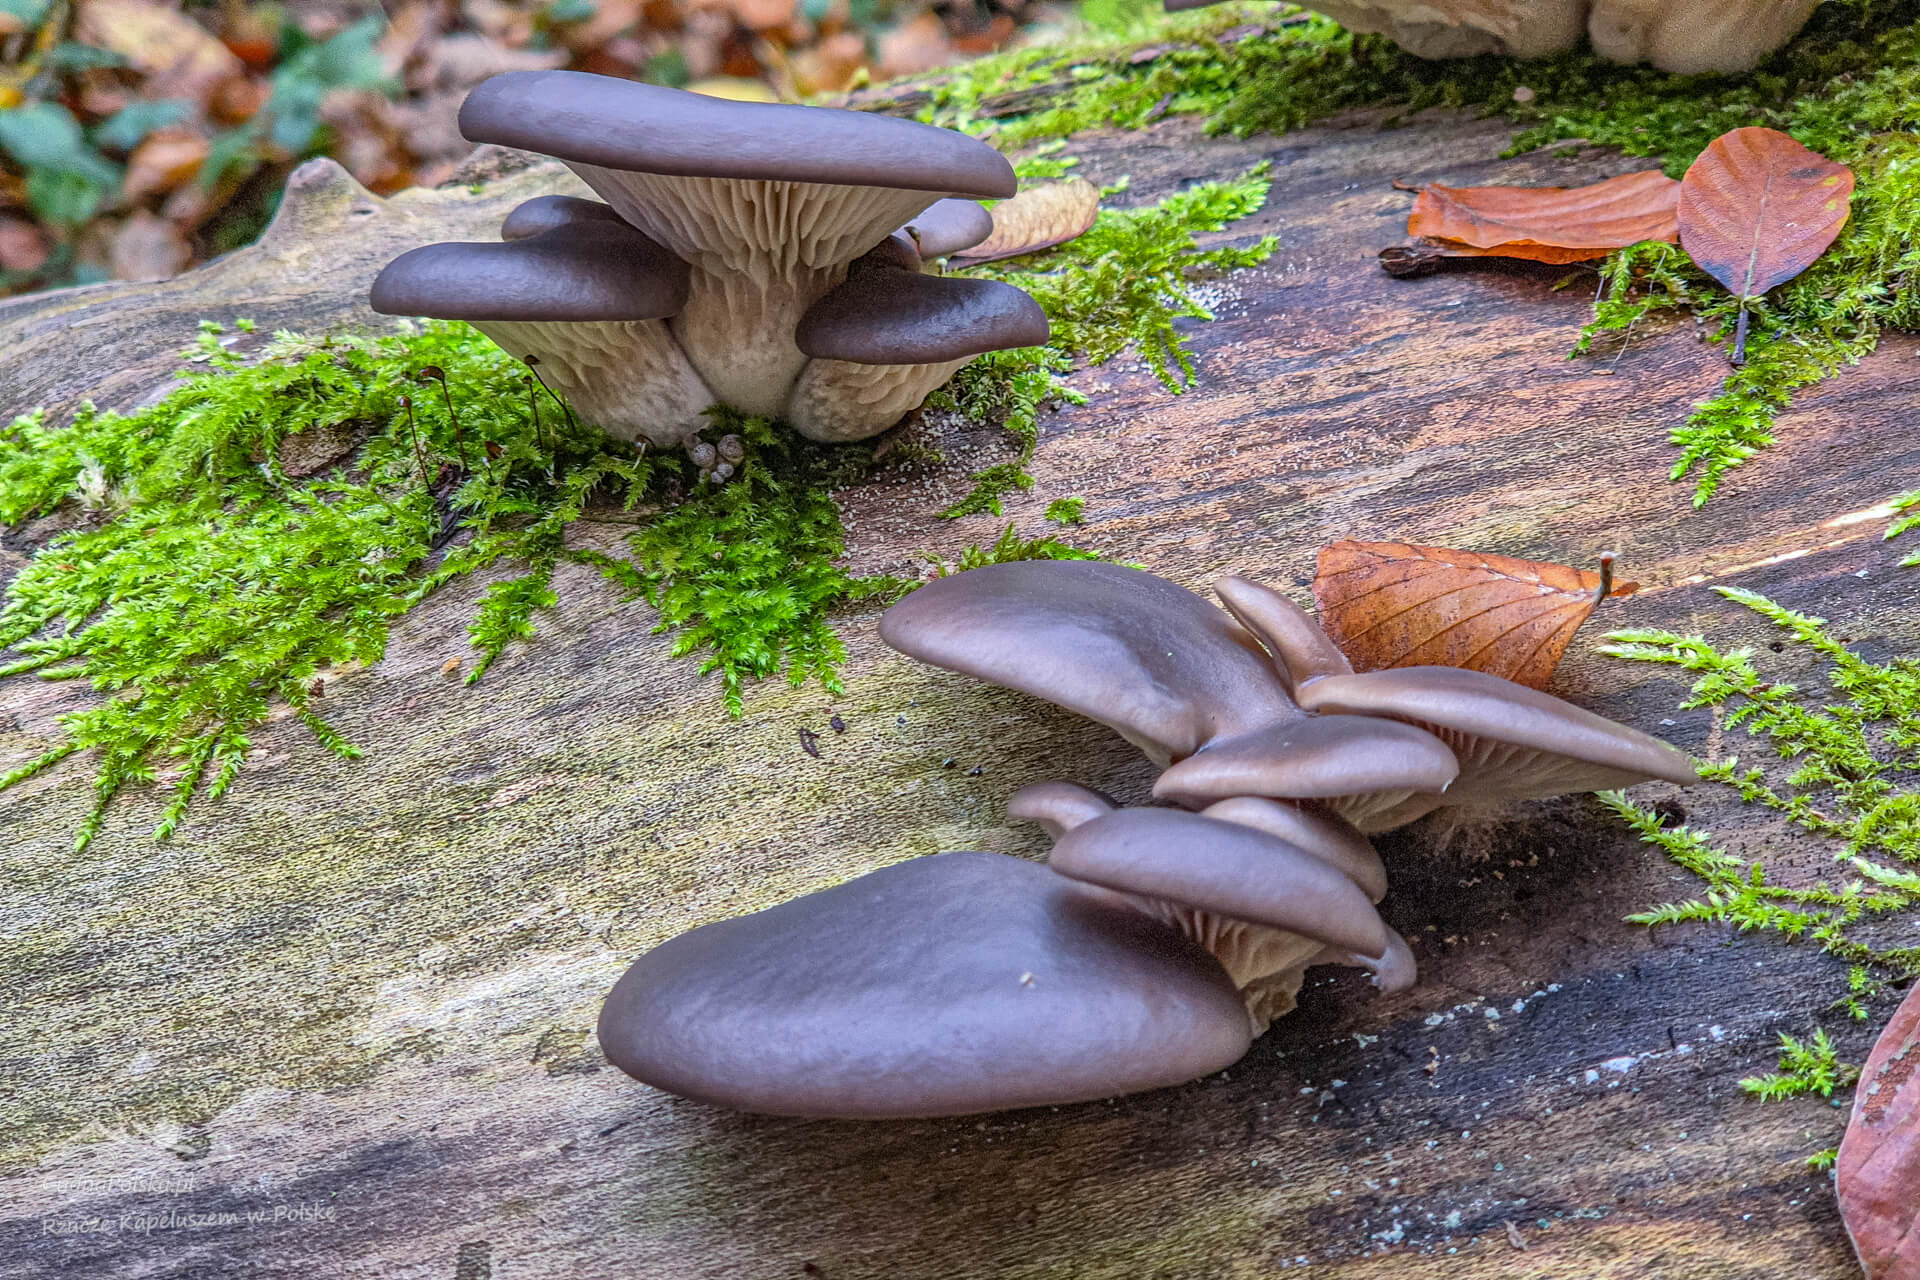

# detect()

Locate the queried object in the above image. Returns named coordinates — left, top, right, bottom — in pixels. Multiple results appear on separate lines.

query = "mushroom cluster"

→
left=1164, top=0, right=1824, bottom=75
left=596, top=560, right=1693, bottom=1118
left=370, top=72, right=1049, bottom=451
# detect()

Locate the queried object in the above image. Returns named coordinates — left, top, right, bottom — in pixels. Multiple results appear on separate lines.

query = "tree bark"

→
left=3, top=104, right=1913, bottom=1278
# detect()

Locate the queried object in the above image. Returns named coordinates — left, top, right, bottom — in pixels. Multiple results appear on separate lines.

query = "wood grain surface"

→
left=3, top=103, right=1915, bottom=1279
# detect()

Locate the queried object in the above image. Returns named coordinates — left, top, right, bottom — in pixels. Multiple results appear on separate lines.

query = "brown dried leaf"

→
left=1677, top=126, right=1855, bottom=300
left=122, top=127, right=211, bottom=203
left=76, top=0, right=242, bottom=103
left=949, top=179, right=1101, bottom=267
left=1405, top=169, right=1680, bottom=264
left=1838, top=983, right=1920, bottom=1278
left=1312, top=541, right=1638, bottom=690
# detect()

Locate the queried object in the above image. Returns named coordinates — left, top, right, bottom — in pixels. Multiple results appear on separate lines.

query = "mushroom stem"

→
left=574, top=170, right=944, bottom=415
left=785, top=355, right=970, bottom=442
left=471, top=319, right=716, bottom=448
left=1122, top=897, right=1335, bottom=1034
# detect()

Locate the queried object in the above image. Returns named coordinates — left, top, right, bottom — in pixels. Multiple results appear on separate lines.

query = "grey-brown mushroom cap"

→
left=902, top=198, right=994, bottom=257
left=1198, top=796, right=1387, bottom=902
left=1008, top=781, right=1115, bottom=839
left=499, top=194, right=628, bottom=241
left=1213, top=575, right=1355, bottom=695
left=1294, top=666, right=1698, bottom=797
left=795, top=266, right=1048, bottom=365
left=1050, top=808, right=1391, bottom=959
left=596, top=851, right=1252, bottom=1118
left=460, top=71, right=1016, bottom=198
left=1153, top=714, right=1460, bottom=813
left=369, top=222, right=690, bottom=322
left=877, top=561, right=1304, bottom=766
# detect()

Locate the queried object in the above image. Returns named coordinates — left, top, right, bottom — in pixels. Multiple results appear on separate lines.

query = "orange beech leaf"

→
left=1311, top=541, right=1637, bottom=691
left=1677, top=127, right=1854, bottom=363
left=1678, top=127, right=1855, bottom=300
left=1404, top=169, right=1680, bottom=264
left=1838, top=983, right=1920, bottom=1278
left=949, top=179, right=1101, bottom=267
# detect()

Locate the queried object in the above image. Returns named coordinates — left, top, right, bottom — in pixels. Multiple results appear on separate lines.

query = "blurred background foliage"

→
left=0, top=0, right=1117, bottom=295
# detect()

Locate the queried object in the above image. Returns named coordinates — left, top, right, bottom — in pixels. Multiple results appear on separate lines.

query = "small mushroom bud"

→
left=717, top=434, right=746, bottom=464
left=710, top=461, right=735, bottom=483
left=687, top=440, right=718, bottom=470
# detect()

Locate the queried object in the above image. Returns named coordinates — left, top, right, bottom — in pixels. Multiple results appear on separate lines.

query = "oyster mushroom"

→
left=878, top=560, right=1302, bottom=768
left=368, top=220, right=716, bottom=448
left=786, top=247, right=1050, bottom=441
left=1165, top=0, right=1820, bottom=72
left=597, top=850, right=1253, bottom=1117
left=458, top=71, right=1017, bottom=417
left=899, top=197, right=995, bottom=260
left=1152, top=714, right=1461, bottom=832
left=498, top=193, right=627, bottom=241
left=1586, top=0, right=1826, bottom=73
left=1033, top=799, right=1416, bottom=1031
left=1295, top=664, right=1697, bottom=800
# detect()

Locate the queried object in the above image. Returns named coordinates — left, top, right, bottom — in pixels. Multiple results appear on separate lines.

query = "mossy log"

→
left=4, top=100, right=1916, bottom=1279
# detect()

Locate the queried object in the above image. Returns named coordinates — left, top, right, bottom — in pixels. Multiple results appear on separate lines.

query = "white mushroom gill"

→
left=471, top=318, right=716, bottom=448
left=784, top=355, right=971, bottom=442
left=568, top=169, right=942, bottom=415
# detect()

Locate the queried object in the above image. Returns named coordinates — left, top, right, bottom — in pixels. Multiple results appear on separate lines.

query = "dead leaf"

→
left=1678, top=127, right=1854, bottom=299
left=122, top=127, right=211, bottom=203
left=1312, top=541, right=1638, bottom=690
left=1677, top=127, right=1855, bottom=362
left=1405, top=169, right=1680, bottom=264
left=1837, top=982, right=1920, bottom=1279
left=76, top=0, right=242, bottom=103
left=875, top=12, right=953, bottom=79
left=107, top=210, right=191, bottom=282
left=0, top=215, right=51, bottom=274
left=949, top=179, right=1101, bottom=267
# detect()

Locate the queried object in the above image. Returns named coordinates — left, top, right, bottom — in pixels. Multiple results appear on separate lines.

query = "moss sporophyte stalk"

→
left=0, top=147, right=1276, bottom=846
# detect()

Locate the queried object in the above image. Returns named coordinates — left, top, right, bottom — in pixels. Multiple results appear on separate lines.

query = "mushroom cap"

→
left=1294, top=666, right=1697, bottom=800
left=796, top=265, right=1048, bottom=365
left=369, top=222, right=690, bottom=322
left=597, top=851, right=1251, bottom=1117
left=1198, top=795, right=1387, bottom=902
left=460, top=72, right=1016, bottom=199
left=877, top=561, right=1304, bottom=767
left=1008, top=780, right=1115, bottom=840
left=1213, top=575, right=1355, bottom=695
left=901, top=198, right=995, bottom=257
left=499, top=193, right=628, bottom=241
left=1152, top=714, right=1460, bottom=832
left=1049, top=808, right=1390, bottom=959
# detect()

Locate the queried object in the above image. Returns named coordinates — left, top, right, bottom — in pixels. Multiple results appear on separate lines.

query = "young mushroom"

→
left=1152, top=715, right=1461, bottom=832
left=1021, top=787, right=1415, bottom=1031
left=458, top=72, right=1019, bottom=418
left=597, top=850, right=1253, bottom=1117
left=878, top=560, right=1303, bottom=768
left=498, top=193, right=628, bottom=241
left=368, top=219, right=716, bottom=448
left=786, top=246, right=1050, bottom=441
left=899, top=197, right=995, bottom=261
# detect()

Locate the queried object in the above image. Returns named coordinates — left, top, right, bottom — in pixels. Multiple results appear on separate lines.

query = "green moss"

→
left=1044, top=496, right=1086, bottom=525
left=917, top=521, right=1101, bottom=576
left=1, top=142, right=1276, bottom=845
left=922, top=0, right=1920, bottom=506
left=1738, top=1028, right=1859, bottom=1101
left=1597, top=585, right=1920, bottom=1014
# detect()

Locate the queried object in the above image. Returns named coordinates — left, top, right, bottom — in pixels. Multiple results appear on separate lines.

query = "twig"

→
left=1592, top=550, right=1617, bottom=608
